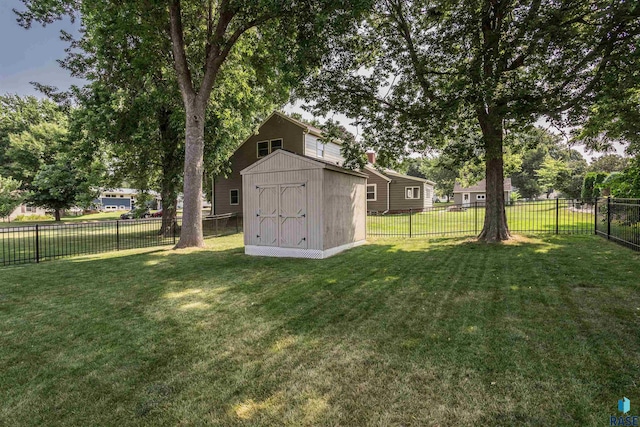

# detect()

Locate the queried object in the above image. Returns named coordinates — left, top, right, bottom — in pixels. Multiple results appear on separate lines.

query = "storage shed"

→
left=241, top=150, right=367, bottom=259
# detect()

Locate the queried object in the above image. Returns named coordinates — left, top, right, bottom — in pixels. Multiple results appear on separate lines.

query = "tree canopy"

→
left=300, top=0, right=640, bottom=241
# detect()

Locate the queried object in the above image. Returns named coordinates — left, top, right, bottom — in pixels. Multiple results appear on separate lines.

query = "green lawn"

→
left=2, top=234, right=639, bottom=425
left=368, top=202, right=594, bottom=236
left=0, top=212, right=123, bottom=227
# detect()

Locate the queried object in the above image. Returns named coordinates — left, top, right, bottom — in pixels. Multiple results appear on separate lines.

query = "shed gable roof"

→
left=241, top=149, right=367, bottom=178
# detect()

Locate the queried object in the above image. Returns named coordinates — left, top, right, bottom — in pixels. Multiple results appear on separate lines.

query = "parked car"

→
left=151, top=210, right=163, bottom=218
left=120, top=209, right=151, bottom=220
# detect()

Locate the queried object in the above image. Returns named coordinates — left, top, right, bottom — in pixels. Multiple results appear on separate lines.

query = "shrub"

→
left=14, top=214, right=53, bottom=222
left=581, top=172, right=608, bottom=200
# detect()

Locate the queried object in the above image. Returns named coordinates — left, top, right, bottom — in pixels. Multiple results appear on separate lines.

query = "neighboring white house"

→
left=94, top=188, right=161, bottom=211
left=453, top=178, right=513, bottom=207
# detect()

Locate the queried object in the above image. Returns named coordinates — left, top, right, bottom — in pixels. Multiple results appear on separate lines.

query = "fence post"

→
left=172, top=218, right=177, bottom=244
left=594, top=198, right=597, bottom=235
left=35, top=224, right=40, bottom=263
left=409, top=209, right=412, bottom=238
left=475, top=202, right=478, bottom=234
left=555, top=198, right=559, bottom=235
left=607, top=197, right=611, bottom=240
left=116, top=220, right=120, bottom=250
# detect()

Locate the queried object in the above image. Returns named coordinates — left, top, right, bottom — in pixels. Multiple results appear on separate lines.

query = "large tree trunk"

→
left=477, top=109, right=510, bottom=242
left=175, top=100, right=206, bottom=248
left=54, top=209, right=61, bottom=221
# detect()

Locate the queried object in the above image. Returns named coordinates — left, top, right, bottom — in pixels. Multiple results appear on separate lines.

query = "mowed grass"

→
left=368, top=202, right=594, bottom=236
left=1, top=234, right=640, bottom=426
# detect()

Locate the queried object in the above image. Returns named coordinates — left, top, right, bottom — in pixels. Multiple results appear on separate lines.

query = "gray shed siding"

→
left=214, top=114, right=306, bottom=215
left=322, top=171, right=366, bottom=250
left=242, top=151, right=366, bottom=258
left=243, top=168, right=323, bottom=250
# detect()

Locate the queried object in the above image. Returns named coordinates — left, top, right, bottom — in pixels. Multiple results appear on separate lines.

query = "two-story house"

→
left=211, top=111, right=344, bottom=215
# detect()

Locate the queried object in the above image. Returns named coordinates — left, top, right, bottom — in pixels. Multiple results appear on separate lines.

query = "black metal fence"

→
left=0, top=213, right=241, bottom=266
left=595, top=198, right=640, bottom=251
left=367, top=199, right=595, bottom=237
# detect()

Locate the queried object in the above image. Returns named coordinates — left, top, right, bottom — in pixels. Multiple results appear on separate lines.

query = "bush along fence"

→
left=0, top=213, right=241, bottom=266
left=595, top=198, right=640, bottom=251
left=367, top=199, right=595, bottom=237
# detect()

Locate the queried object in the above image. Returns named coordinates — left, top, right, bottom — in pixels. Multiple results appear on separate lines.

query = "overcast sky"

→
left=1, top=1, right=623, bottom=161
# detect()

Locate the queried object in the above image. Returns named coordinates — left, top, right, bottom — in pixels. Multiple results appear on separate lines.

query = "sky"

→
left=0, top=0, right=624, bottom=161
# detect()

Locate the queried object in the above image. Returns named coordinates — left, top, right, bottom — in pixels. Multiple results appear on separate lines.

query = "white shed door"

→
left=257, top=186, right=278, bottom=246
left=279, top=184, right=307, bottom=249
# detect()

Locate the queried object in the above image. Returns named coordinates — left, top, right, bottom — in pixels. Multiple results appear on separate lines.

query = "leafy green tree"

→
left=29, top=159, right=97, bottom=221
left=3, top=100, right=103, bottom=220
left=581, top=172, right=608, bottom=201
left=0, top=95, right=65, bottom=177
left=301, top=0, right=640, bottom=241
left=17, top=0, right=370, bottom=247
left=420, top=158, right=458, bottom=200
left=536, top=157, right=568, bottom=196
left=606, top=159, right=640, bottom=198
left=587, top=154, right=629, bottom=173
left=535, top=150, right=587, bottom=200
left=0, top=176, right=23, bottom=218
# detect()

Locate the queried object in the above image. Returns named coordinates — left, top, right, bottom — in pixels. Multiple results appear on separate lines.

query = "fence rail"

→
left=367, top=199, right=595, bottom=238
left=0, top=214, right=241, bottom=266
left=595, top=198, right=640, bottom=251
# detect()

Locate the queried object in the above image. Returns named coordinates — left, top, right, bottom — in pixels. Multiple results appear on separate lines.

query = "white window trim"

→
left=257, top=139, right=283, bottom=158
left=230, top=189, right=240, bottom=206
left=405, top=186, right=420, bottom=200
left=476, top=194, right=486, bottom=200
left=270, top=138, right=283, bottom=152
left=256, top=140, right=269, bottom=158
left=366, top=184, right=377, bottom=201
left=317, top=140, right=325, bottom=158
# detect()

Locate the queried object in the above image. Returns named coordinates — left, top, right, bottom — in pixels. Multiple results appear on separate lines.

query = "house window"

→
left=270, top=139, right=282, bottom=152
left=230, top=189, right=239, bottom=205
left=405, top=187, right=420, bottom=199
left=25, top=206, right=36, bottom=213
left=366, top=184, right=377, bottom=201
left=257, top=139, right=283, bottom=158
left=257, top=141, right=270, bottom=158
left=477, top=194, right=486, bottom=200
left=317, top=141, right=325, bottom=158
left=463, top=194, right=470, bottom=201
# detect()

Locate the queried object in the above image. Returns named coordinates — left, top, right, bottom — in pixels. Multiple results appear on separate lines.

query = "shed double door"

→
left=256, top=183, right=307, bottom=249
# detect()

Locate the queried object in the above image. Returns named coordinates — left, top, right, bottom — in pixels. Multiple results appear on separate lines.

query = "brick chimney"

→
left=366, top=151, right=376, bottom=164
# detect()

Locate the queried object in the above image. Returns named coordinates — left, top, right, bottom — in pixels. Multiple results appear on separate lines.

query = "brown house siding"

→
left=389, top=177, right=431, bottom=211
left=214, top=114, right=306, bottom=215
left=362, top=169, right=389, bottom=212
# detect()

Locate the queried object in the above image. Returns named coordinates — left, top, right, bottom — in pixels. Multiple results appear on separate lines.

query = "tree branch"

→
left=168, top=0, right=195, bottom=102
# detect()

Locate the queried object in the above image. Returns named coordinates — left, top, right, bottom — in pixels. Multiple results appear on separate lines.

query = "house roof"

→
left=453, top=178, right=512, bottom=193
left=240, top=149, right=368, bottom=178
left=270, top=111, right=324, bottom=137
left=100, top=188, right=160, bottom=196
left=362, top=164, right=436, bottom=185
left=381, top=168, right=436, bottom=185
left=363, top=165, right=392, bottom=182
